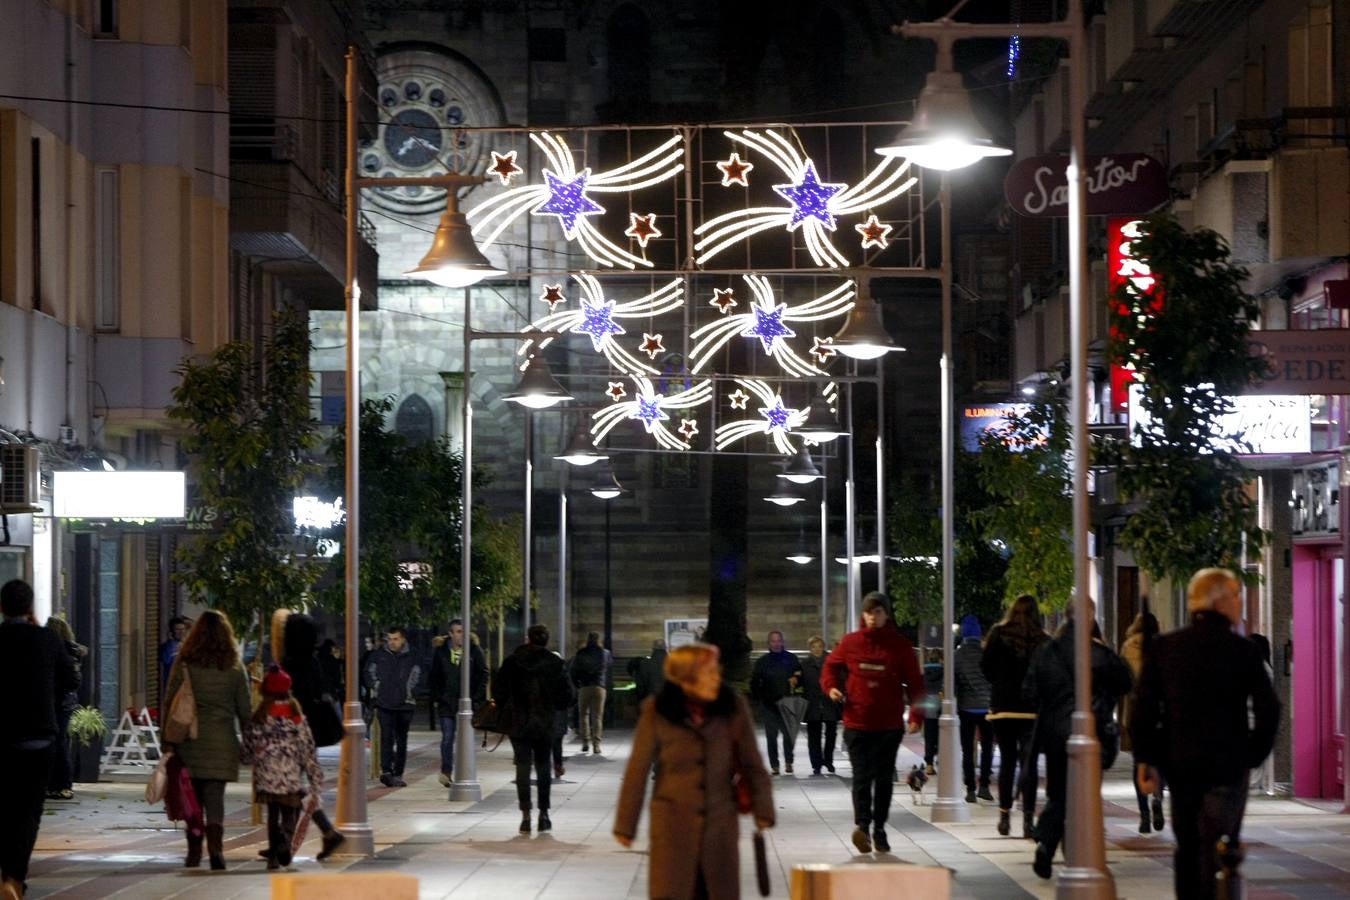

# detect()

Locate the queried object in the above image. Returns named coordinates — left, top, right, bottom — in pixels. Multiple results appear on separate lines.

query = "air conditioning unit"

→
left=0, top=444, right=41, bottom=513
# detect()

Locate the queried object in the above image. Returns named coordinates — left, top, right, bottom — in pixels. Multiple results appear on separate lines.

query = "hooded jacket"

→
left=495, top=643, right=575, bottom=741
left=954, top=618, right=992, bottom=713
left=820, top=620, right=925, bottom=731
left=981, top=621, right=1048, bottom=717
left=364, top=643, right=421, bottom=712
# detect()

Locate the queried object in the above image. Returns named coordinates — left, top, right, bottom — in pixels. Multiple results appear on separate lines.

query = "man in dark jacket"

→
left=1132, top=568, right=1279, bottom=900
left=750, top=629, right=804, bottom=775
left=626, top=639, right=667, bottom=702
left=822, top=593, right=925, bottom=855
left=1024, top=600, right=1132, bottom=880
left=955, top=614, right=995, bottom=803
left=497, top=624, right=574, bottom=834
left=429, top=618, right=488, bottom=787
left=363, top=626, right=420, bottom=787
left=1, top=579, right=78, bottom=897
left=571, top=632, right=610, bottom=754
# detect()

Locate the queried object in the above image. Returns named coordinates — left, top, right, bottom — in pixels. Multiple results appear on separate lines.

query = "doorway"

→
left=1293, top=543, right=1344, bottom=798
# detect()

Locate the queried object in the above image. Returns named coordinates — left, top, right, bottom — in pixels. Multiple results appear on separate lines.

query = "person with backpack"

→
left=498, top=625, right=575, bottom=834
left=571, top=632, right=610, bottom=755
left=955, top=614, right=995, bottom=804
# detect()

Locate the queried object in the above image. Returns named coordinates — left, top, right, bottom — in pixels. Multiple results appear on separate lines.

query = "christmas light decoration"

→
left=689, top=275, right=854, bottom=377
left=714, top=378, right=806, bottom=455
left=624, top=213, right=661, bottom=248
left=489, top=150, right=524, bottom=186
left=640, top=332, right=666, bottom=359
left=854, top=214, right=893, bottom=249
left=607, top=381, right=628, bottom=402
left=809, top=336, right=837, bottom=365
left=710, top=288, right=738, bottom=314
left=468, top=132, right=684, bottom=269
left=678, top=418, right=699, bottom=441
left=540, top=283, right=566, bottom=311
left=693, top=129, right=917, bottom=268
left=727, top=388, right=750, bottom=410
left=716, top=152, right=754, bottom=187
left=591, top=376, right=713, bottom=451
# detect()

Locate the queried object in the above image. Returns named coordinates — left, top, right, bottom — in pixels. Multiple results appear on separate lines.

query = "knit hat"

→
left=261, top=664, right=292, bottom=696
left=960, top=614, right=982, bottom=640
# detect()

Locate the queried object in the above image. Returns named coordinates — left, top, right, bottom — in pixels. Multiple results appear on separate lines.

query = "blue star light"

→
left=535, top=168, right=605, bottom=238
left=759, top=397, right=797, bottom=434
left=772, top=162, right=846, bottom=232
left=741, top=302, right=797, bottom=355
left=632, top=395, right=669, bottom=433
left=572, top=298, right=626, bottom=351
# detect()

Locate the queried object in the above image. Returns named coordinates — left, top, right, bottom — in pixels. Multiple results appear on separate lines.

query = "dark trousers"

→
left=377, top=708, right=413, bottom=776
left=1, top=744, right=54, bottom=885
left=1133, top=752, right=1166, bottom=817
left=923, top=716, right=939, bottom=763
left=510, top=737, right=552, bottom=811
left=993, top=718, right=1036, bottom=812
left=1035, top=742, right=1069, bottom=858
left=438, top=714, right=458, bottom=776
left=762, top=703, right=793, bottom=769
left=842, top=728, right=903, bottom=829
left=1169, top=778, right=1247, bottom=900
left=552, top=735, right=563, bottom=768
left=47, top=708, right=73, bottom=793
left=959, top=711, right=994, bottom=790
left=806, top=720, right=837, bottom=771
left=266, top=801, right=300, bottom=863
left=190, top=777, right=226, bottom=826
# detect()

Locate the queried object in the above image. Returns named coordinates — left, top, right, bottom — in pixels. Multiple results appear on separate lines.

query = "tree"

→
left=1099, top=214, right=1267, bottom=584
left=169, top=308, right=320, bottom=633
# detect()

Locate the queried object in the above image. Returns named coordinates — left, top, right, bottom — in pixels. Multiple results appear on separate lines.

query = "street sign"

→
left=1004, top=153, right=1168, bottom=217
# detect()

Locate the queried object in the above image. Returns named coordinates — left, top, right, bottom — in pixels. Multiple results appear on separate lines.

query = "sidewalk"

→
left=23, top=726, right=1350, bottom=899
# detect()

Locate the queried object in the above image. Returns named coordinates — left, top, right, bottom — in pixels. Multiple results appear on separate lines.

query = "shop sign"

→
left=664, top=618, right=707, bottom=649
left=52, top=471, right=186, bottom=519
left=1246, top=330, right=1350, bottom=396
left=1127, top=386, right=1310, bottom=454
left=1107, top=217, right=1162, bottom=413
left=1004, top=153, right=1167, bottom=218
left=961, top=403, right=1040, bottom=452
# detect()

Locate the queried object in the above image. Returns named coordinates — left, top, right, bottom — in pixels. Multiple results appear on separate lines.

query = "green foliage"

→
left=68, top=706, right=109, bottom=748
left=1100, top=214, right=1267, bottom=584
left=169, top=309, right=321, bottom=632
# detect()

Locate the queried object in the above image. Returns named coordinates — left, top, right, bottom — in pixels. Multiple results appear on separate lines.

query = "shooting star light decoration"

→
left=694, top=129, right=916, bottom=268
left=714, top=379, right=807, bottom=455
left=467, top=132, right=684, bottom=269
left=592, top=376, right=714, bottom=451
left=689, top=275, right=855, bottom=377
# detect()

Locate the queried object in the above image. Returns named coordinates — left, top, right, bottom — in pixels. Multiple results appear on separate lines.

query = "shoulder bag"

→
left=163, top=666, right=198, bottom=744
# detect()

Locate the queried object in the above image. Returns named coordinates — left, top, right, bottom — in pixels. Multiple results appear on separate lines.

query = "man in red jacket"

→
left=822, top=591, right=926, bottom=854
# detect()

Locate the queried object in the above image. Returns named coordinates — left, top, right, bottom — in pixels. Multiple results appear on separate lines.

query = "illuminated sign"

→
left=1004, top=153, right=1167, bottom=218
left=53, top=471, right=186, bottom=519
left=961, top=403, right=1041, bottom=452
left=1108, top=217, right=1162, bottom=413
left=1127, top=386, right=1310, bottom=455
left=293, top=496, right=344, bottom=530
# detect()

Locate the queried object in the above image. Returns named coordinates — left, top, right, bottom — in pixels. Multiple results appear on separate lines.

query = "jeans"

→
left=762, top=703, right=794, bottom=769
left=992, top=717, right=1036, bottom=812
left=1169, top=778, right=1247, bottom=899
left=806, top=720, right=837, bottom=772
left=510, top=737, right=552, bottom=811
left=578, top=686, right=607, bottom=744
left=842, top=728, right=903, bottom=828
left=923, top=716, right=939, bottom=764
left=1035, top=742, right=1069, bottom=859
left=377, top=707, right=413, bottom=776
left=439, top=714, right=458, bottom=776
left=47, top=707, right=73, bottom=793
left=1, top=744, right=54, bottom=885
left=959, top=711, right=994, bottom=790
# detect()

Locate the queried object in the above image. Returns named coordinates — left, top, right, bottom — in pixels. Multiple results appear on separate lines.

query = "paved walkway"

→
left=22, top=726, right=1350, bottom=899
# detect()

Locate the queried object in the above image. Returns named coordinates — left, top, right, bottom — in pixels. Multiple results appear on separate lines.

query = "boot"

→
left=317, top=829, right=347, bottom=861
left=1022, top=811, right=1036, bottom=840
left=1138, top=813, right=1152, bottom=834
left=537, top=811, right=552, bottom=832
left=185, top=830, right=203, bottom=868
left=997, top=810, right=1011, bottom=836
left=206, top=824, right=226, bottom=871
left=1151, top=797, right=1165, bottom=831
left=519, top=812, right=532, bottom=834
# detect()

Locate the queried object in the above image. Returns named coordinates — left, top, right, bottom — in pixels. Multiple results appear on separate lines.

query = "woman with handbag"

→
left=615, top=643, right=775, bottom=900
left=163, top=610, right=252, bottom=871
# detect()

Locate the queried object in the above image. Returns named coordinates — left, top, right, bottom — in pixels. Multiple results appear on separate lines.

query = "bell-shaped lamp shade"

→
left=554, top=426, right=608, bottom=466
left=403, top=198, right=507, bottom=287
left=876, top=68, right=1012, bottom=171
left=796, top=394, right=848, bottom=443
left=503, top=355, right=572, bottom=410
left=778, top=446, right=823, bottom=484
left=764, top=483, right=807, bottom=507
left=833, top=291, right=904, bottom=360
left=786, top=550, right=815, bottom=565
left=589, top=468, right=627, bottom=500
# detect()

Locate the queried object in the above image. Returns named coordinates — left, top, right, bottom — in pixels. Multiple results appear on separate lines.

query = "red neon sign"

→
left=1107, top=217, right=1162, bottom=412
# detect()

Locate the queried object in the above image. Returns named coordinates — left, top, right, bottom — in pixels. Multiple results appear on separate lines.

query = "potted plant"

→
left=68, top=706, right=108, bottom=784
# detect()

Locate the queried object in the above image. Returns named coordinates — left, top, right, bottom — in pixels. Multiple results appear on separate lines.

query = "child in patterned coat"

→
left=242, top=665, right=324, bottom=869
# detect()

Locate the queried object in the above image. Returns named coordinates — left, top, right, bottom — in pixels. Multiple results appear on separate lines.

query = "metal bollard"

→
left=1215, top=834, right=1245, bottom=900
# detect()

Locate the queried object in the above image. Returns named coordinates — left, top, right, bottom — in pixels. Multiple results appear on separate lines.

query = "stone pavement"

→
left=22, top=726, right=1350, bottom=899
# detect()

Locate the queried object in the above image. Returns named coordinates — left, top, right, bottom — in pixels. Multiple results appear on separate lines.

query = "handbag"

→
left=307, top=698, right=344, bottom=748
left=471, top=698, right=512, bottom=751
left=731, top=735, right=770, bottom=896
left=163, top=666, right=198, bottom=744
left=145, top=750, right=173, bottom=804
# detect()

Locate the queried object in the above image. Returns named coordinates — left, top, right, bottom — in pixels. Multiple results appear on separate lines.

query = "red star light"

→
left=710, top=288, right=738, bottom=314
left=809, top=336, right=837, bottom=365
left=728, top=388, right=750, bottom=410
left=640, top=332, right=666, bottom=359
left=625, top=212, right=661, bottom=248
left=678, top=418, right=699, bottom=441
left=854, top=214, right=893, bottom=249
left=489, top=150, right=523, bottom=186
left=606, top=381, right=627, bottom=402
left=539, top=283, right=566, bottom=310
left=716, top=152, right=754, bottom=187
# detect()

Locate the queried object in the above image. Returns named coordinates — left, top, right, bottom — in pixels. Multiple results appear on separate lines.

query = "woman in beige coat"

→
left=615, top=644, right=774, bottom=900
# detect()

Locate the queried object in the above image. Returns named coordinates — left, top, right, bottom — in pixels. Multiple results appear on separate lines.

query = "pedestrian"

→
left=955, top=614, right=995, bottom=804
left=980, top=594, right=1049, bottom=838
left=1131, top=569, right=1280, bottom=900
left=496, top=624, right=574, bottom=834
left=163, top=610, right=253, bottom=871
left=1023, top=600, right=1132, bottom=880
left=429, top=618, right=488, bottom=787
left=614, top=643, right=774, bottom=900
left=363, top=625, right=420, bottom=788
left=626, top=639, right=668, bottom=702
left=821, top=592, right=925, bottom=854
left=318, top=639, right=343, bottom=700
left=749, top=630, right=803, bottom=775
left=159, top=616, right=188, bottom=696
left=1120, top=610, right=1165, bottom=835
left=571, top=632, right=609, bottom=755
left=551, top=651, right=571, bottom=778
left=241, top=665, right=325, bottom=870
left=800, top=635, right=839, bottom=775
left=921, top=647, right=943, bottom=774
left=1, top=579, right=78, bottom=900
left=44, top=615, right=86, bottom=801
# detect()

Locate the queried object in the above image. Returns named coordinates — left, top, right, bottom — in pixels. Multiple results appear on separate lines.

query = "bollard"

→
left=1215, top=834, right=1245, bottom=900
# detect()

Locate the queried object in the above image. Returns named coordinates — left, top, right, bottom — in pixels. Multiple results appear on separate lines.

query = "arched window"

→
left=395, top=394, right=435, bottom=446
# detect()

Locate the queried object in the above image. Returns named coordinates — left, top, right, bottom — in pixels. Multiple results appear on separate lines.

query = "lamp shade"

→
left=876, top=69, right=1012, bottom=171
left=778, top=446, right=823, bottom=484
left=833, top=291, right=904, bottom=360
left=796, top=394, right=848, bottom=442
left=786, top=551, right=815, bottom=565
left=589, top=468, right=627, bottom=500
left=503, top=355, right=572, bottom=409
left=764, top=483, right=807, bottom=507
left=403, top=203, right=506, bottom=287
left=554, top=426, right=608, bottom=466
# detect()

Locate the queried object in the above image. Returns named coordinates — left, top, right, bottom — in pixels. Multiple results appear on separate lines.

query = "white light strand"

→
left=591, top=376, right=713, bottom=451
left=688, top=275, right=852, bottom=376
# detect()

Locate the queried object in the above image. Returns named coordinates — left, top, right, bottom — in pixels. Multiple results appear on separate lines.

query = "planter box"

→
left=72, top=738, right=103, bottom=784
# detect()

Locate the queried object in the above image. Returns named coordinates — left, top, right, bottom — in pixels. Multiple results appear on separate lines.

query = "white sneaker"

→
left=438, top=772, right=451, bottom=788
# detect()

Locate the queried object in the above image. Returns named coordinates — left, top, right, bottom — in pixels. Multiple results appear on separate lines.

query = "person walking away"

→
left=497, top=624, right=574, bottom=834
left=163, top=610, right=252, bottom=871
left=981, top=594, right=1049, bottom=838
left=551, top=651, right=571, bottom=778
left=572, top=632, right=609, bottom=754
left=44, top=616, right=85, bottom=801
left=1023, top=600, right=1132, bottom=880
left=1120, top=610, right=1165, bottom=834
left=430, top=618, right=488, bottom=787
left=1, top=580, right=78, bottom=900
left=821, top=592, right=925, bottom=854
left=241, top=666, right=325, bottom=870
left=921, top=648, right=943, bottom=775
left=801, top=636, right=839, bottom=775
left=955, top=615, right=995, bottom=803
left=364, top=626, right=420, bottom=787
left=318, top=639, right=343, bottom=700
left=160, top=617, right=188, bottom=697
left=749, top=630, right=803, bottom=775
left=615, top=643, right=774, bottom=900
left=626, top=639, right=668, bottom=702
left=1131, top=569, right=1279, bottom=900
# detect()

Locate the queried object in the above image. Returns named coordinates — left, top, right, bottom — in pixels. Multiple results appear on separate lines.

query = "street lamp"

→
left=831, top=283, right=906, bottom=360
left=764, top=482, right=808, bottom=507
left=796, top=394, right=849, bottom=443
left=555, top=424, right=609, bottom=466
left=778, top=446, right=824, bottom=484
left=589, top=465, right=628, bottom=663
left=403, top=194, right=506, bottom=286
left=502, top=354, right=572, bottom=409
